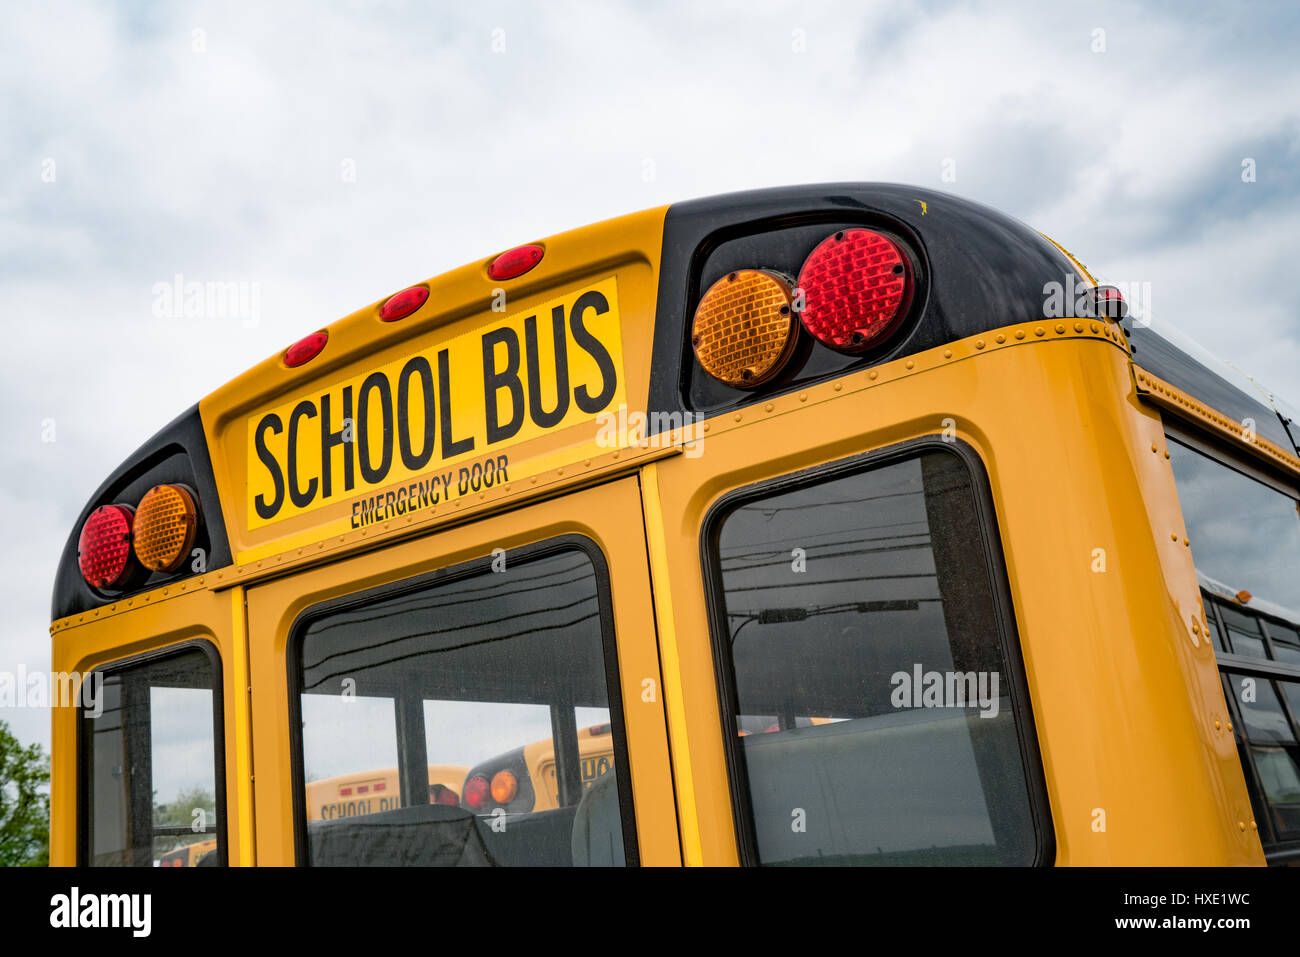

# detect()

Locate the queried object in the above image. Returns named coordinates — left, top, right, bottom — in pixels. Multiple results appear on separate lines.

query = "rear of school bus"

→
left=49, top=183, right=1300, bottom=867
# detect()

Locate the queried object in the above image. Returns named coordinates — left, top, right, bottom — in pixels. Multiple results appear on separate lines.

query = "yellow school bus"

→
left=158, top=838, right=217, bottom=868
left=51, top=184, right=1300, bottom=866
left=304, top=765, right=470, bottom=821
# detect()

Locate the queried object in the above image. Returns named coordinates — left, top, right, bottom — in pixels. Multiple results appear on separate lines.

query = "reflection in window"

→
left=1229, top=675, right=1296, bottom=745
left=1172, top=437, right=1300, bottom=856
left=1270, top=626, right=1300, bottom=666
left=1224, top=673, right=1300, bottom=842
left=1168, top=440, right=1300, bottom=612
left=296, top=548, right=629, bottom=866
left=83, top=647, right=223, bottom=867
left=712, top=451, right=1038, bottom=866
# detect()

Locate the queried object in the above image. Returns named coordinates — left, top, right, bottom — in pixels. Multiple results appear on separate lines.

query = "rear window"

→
left=293, top=542, right=633, bottom=866
left=81, top=644, right=225, bottom=867
left=706, top=446, right=1044, bottom=866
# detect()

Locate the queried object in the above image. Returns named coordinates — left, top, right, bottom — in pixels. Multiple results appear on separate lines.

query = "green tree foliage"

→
left=154, top=785, right=217, bottom=853
left=0, top=720, right=49, bottom=866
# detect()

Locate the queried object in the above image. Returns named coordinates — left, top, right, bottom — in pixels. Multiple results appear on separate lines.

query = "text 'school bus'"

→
left=51, top=184, right=1300, bottom=867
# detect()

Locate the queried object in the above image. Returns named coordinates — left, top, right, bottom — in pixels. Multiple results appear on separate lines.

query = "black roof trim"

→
left=51, top=404, right=233, bottom=621
left=648, top=183, right=1089, bottom=420
left=1129, top=324, right=1299, bottom=457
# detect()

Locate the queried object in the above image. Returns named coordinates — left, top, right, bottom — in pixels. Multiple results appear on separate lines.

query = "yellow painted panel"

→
left=646, top=330, right=1263, bottom=865
left=244, top=477, right=680, bottom=865
left=48, top=587, right=248, bottom=866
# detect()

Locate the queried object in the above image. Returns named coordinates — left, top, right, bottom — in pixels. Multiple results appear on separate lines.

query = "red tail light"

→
left=796, top=229, right=913, bottom=353
left=462, top=774, right=490, bottom=810
left=78, top=505, right=137, bottom=590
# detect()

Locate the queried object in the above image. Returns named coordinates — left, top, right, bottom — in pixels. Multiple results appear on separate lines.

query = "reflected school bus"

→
left=158, top=839, right=217, bottom=868
left=458, top=723, right=615, bottom=816
left=308, top=725, right=617, bottom=823
left=306, top=765, right=470, bottom=821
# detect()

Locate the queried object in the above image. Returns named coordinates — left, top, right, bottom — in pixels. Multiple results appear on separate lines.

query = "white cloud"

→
left=2, top=0, right=1299, bottom=750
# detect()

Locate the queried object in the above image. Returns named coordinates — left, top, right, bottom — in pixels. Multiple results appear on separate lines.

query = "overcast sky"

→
left=2, top=0, right=1298, bottom=751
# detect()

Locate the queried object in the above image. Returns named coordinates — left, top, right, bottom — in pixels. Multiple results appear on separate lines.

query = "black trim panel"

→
left=651, top=183, right=1087, bottom=423
left=52, top=404, right=233, bottom=620
left=1132, top=324, right=1297, bottom=456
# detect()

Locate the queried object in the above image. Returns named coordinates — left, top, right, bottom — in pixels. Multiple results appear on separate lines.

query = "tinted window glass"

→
left=1269, top=624, right=1300, bottom=666
left=83, top=646, right=223, bottom=867
left=1168, top=440, right=1300, bottom=611
left=1169, top=436, right=1300, bottom=857
left=1223, top=673, right=1300, bottom=841
left=711, top=450, right=1038, bottom=866
left=296, top=547, right=630, bottom=866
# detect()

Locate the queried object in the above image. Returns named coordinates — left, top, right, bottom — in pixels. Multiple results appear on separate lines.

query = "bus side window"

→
left=81, top=644, right=225, bottom=867
left=707, top=448, right=1043, bottom=866
left=294, top=545, right=632, bottom=866
left=1167, top=436, right=1300, bottom=860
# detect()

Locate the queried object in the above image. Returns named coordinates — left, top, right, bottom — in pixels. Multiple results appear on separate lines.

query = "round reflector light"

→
left=379, top=285, right=429, bottom=322
left=78, top=504, right=136, bottom=590
left=796, top=229, right=913, bottom=353
left=463, top=774, right=490, bottom=810
left=487, top=244, right=544, bottom=281
left=133, top=484, right=199, bottom=573
left=490, top=770, right=519, bottom=805
left=284, top=331, right=328, bottom=368
left=691, top=269, right=800, bottom=389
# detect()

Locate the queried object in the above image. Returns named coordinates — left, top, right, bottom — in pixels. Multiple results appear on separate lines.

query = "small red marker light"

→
left=1092, top=285, right=1128, bottom=320
left=284, top=331, right=328, bottom=368
left=379, top=285, right=429, bottom=322
left=487, top=244, right=544, bottom=281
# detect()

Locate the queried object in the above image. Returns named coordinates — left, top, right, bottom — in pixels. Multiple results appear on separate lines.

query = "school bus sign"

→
left=245, top=275, right=628, bottom=530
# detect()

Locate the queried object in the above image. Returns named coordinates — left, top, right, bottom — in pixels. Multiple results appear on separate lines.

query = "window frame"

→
left=699, top=435, right=1054, bottom=866
left=76, top=637, right=228, bottom=867
left=284, top=533, right=640, bottom=866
